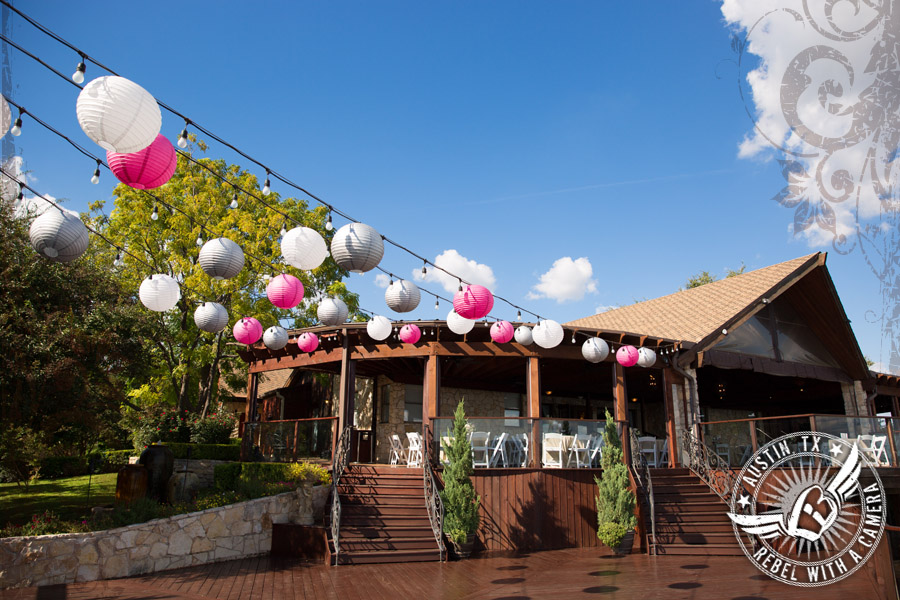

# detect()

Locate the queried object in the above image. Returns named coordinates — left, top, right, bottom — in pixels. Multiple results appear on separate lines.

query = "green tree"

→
left=682, top=263, right=746, bottom=290
left=594, top=410, right=636, bottom=548
left=0, top=202, right=155, bottom=456
left=440, top=400, right=481, bottom=545
left=91, top=140, right=359, bottom=416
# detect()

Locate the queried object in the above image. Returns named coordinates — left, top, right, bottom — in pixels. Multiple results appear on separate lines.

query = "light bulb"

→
left=196, top=235, right=203, bottom=246
left=422, top=264, right=427, bottom=275
left=571, top=335, right=577, bottom=344
left=279, top=222, right=287, bottom=237
left=177, top=128, right=188, bottom=148
left=325, top=214, right=333, bottom=231
left=434, top=300, right=439, bottom=310
left=72, top=61, right=85, bottom=84
left=90, top=166, right=100, bottom=184
left=262, top=173, right=271, bottom=196
left=113, top=252, right=122, bottom=267
left=150, top=205, right=159, bottom=221
left=10, top=117, right=22, bottom=136
left=516, top=311, right=522, bottom=321
left=230, top=194, right=238, bottom=209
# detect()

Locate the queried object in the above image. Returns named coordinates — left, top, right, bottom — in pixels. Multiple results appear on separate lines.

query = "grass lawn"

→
left=0, top=473, right=117, bottom=526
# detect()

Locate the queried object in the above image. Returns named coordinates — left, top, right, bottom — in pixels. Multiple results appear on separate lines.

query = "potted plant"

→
left=290, top=462, right=332, bottom=525
left=440, top=400, right=481, bottom=558
left=594, top=410, right=636, bottom=554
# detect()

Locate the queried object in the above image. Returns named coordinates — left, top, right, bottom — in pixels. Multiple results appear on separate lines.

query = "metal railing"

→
left=629, top=428, right=655, bottom=551
left=681, top=428, right=748, bottom=510
left=422, top=424, right=446, bottom=560
left=243, top=417, right=338, bottom=463
left=330, top=425, right=352, bottom=565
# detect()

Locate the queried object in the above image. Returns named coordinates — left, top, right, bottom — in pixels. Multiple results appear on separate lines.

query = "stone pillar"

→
left=841, top=380, right=868, bottom=415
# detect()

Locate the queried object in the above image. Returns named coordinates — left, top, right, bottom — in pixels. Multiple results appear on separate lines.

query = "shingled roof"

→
left=566, top=253, right=821, bottom=343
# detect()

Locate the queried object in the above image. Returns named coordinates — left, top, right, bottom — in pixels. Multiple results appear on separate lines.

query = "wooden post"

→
left=662, top=369, right=678, bottom=467
left=335, top=330, right=356, bottom=460
left=613, top=362, right=629, bottom=463
left=526, top=357, right=541, bottom=468
left=242, top=372, right=259, bottom=461
left=423, top=353, right=440, bottom=460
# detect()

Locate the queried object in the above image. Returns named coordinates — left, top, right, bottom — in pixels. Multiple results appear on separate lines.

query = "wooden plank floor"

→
left=0, top=547, right=893, bottom=599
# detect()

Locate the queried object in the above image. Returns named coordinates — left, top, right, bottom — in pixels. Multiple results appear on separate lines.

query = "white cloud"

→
left=413, top=249, right=497, bottom=293
left=374, top=273, right=391, bottom=289
left=595, top=305, right=616, bottom=314
left=527, top=257, right=598, bottom=303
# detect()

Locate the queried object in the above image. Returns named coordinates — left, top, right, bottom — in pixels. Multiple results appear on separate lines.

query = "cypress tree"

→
left=440, top=400, right=480, bottom=544
left=594, top=409, right=636, bottom=548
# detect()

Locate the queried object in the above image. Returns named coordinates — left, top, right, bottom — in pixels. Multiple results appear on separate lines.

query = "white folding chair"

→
left=470, top=431, right=491, bottom=468
left=389, top=434, right=407, bottom=466
left=542, top=433, right=564, bottom=468
left=638, top=436, right=658, bottom=467
left=858, top=435, right=889, bottom=466
left=570, top=434, right=594, bottom=468
left=589, top=434, right=605, bottom=467
left=489, top=432, right=509, bottom=467
left=406, top=432, right=423, bottom=467
left=657, top=439, right=669, bottom=468
left=518, top=432, right=530, bottom=467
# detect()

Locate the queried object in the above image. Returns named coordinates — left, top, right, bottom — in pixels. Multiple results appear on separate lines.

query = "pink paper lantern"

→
left=453, top=284, right=494, bottom=320
left=297, top=332, right=319, bottom=353
left=107, top=134, right=177, bottom=190
left=616, top=345, right=639, bottom=367
left=399, top=324, right=421, bottom=344
left=233, top=317, right=262, bottom=345
left=266, top=273, right=304, bottom=309
left=490, top=320, right=514, bottom=343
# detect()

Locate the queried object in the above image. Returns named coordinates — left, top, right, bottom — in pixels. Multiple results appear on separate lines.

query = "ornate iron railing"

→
left=422, top=424, right=446, bottom=560
left=628, top=428, right=655, bottom=551
left=681, top=427, right=748, bottom=509
left=330, top=425, right=352, bottom=565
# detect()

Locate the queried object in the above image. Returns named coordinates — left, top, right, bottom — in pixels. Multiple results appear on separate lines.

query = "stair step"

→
left=650, top=468, right=690, bottom=475
left=339, top=484, right=423, bottom=495
left=654, top=492, right=721, bottom=503
left=655, top=501, right=728, bottom=513
left=653, top=532, right=739, bottom=545
left=341, top=525, right=435, bottom=539
left=341, top=515, right=432, bottom=528
left=657, top=511, right=731, bottom=523
left=654, top=522, right=735, bottom=534
left=346, top=465, right=423, bottom=476
left=334, top=549, right=442, bottom=564
left=653, top=485, right=715, bottom=494
left=653, top=543, right=745, bottom=557
left=339, top=537, right=439, bottom=551
left=341, top=504, right=429, bottom=517
left=340, top=477, right=423, bottom=488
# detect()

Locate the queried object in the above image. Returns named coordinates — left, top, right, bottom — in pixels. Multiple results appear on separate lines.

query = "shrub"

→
left=189, top=410, right=237, bottom=444
left=130, top=407, right=191, bottom=449
left=287, top=462, right=331, bottom=486
left=597, top=521, right=629, bottom=549
left=441, top=400, right=481, bottom=545
left=165, top=443, right=240, bottom=461
left=194, top=489, right=242, bottom=511
left=0, top=427, right=49, bottom=488
left=101, top=450, right=135, bottom=472
left=595, top=410, right=636, bottom=548
left=0, top=510, right=91, bottom=538
left=39, top=456, right=88, bottom=479
left=214, top=463, right=242, bottom=491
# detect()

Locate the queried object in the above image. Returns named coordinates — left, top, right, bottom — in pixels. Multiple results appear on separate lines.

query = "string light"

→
left=71, top=55, right=85, bottom=84
left=10, top=112, right=22, bottom=136
left=434, top=299, right=439, bottom=310
left=262, top=170, right=271, bottom=196
left=113, top=251, right=123, bottom=267
left=90, top=159, right=100, bottom=184
left=150, top=205, right=158, bottom=221
left=195, top=233, right=203, bottom=246
left=177, top=124, right=189, bottom=149
left=422, top=262, right=427, bottom=275
left=229, top=192, right=238, bottom=210
left=279, top=222, right=287, bottom=237
left=517, top=310, right=522, bottom=321
left=325, top=213, right=333, bottom=231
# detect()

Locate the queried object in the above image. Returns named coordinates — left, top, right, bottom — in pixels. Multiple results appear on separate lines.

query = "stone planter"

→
left=613, top=529, right=635, bottom=555
left=311, top=485, right=330, bottom=524
left=295, top=482, right=329, bottom=526
left=167, top=471, right=201, bottom=504
left=448, top=533, right=476, bottom=559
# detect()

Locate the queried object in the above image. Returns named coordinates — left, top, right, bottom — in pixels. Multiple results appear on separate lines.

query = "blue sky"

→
left=3, top=1, right=893, bottom=370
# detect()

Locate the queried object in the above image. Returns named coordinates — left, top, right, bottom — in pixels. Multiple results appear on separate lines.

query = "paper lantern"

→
left=453, top=284, right=494, bottom=320
left=637, top=347, right=657, bottom=368
left=76, top=76, right=161, bottom=153
left=139, top=274, right=180, bottom=312
left=447, top=310, right=475, bottom=334
left=582, top=338, right=610, bottom=363
left=107, top=134, right=176, bottom=189
left=533, top=320, right=564, bottom=349
left=399, top=324, right=422, bottom=344
left=281, top=227, right=327, bottom=271
left=266, top=274, right=304, bottom=309
left=385, top=279, right=421, bottom=313
left=263, top=326, right=289, bottom=350
left=297, top=332, right=319, bottom=353
left=616, top=345, right=639, bottom=367
left=330, top=223, right=384, bottom=273
left=490, top=320, right=514, bottom=343
left=317, top=297, right=348, bottom=326
left=194, top=302, right=228, bottom=333
left=199, top=237, right=245, bottom=280
left=28, top=209, right=89, bottom=262
left=514, top=326, right=533, bottom=345
left=366, top=315, right=393, bottom=341
left=1, top=96, right=10, bottom=137
left=233, top=317, right=262, bottom=345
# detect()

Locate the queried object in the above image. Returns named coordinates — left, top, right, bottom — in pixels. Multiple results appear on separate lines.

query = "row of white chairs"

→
left=389, top=432, right=423, bottom=467
left=542, top=433, right=604, bottom=468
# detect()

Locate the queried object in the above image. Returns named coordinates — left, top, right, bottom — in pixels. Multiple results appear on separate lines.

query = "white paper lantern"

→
left=281, top=227, right=328, bottom=270
left=514, top=326, right=533, bottom=345
left=330, top=223, right=384, bottom=273
left=447, top=310, right=475, bottom=335
left=263, top=326, right=289, bottom=350
left=637, top=347, right=657, bottom=368
left=385, top=279, right=421, bottom=313
left=139, top=274, right=180, bottom=312
left=366, top=315, right=393, bottom=341
left=76, top=76, right=162, bottom=153
left=1, top=96, right=10, bottom=137
left=198, top=237, right=245, bottom=280
left=318, top=297, right=349, bottom=326
left=28, top=209, right=90, bottom=262
left=533, top=319, right=564, bottom=349
left=582, top=337, right=610, bottom=363
left=194, top=302, right=229, bottom=333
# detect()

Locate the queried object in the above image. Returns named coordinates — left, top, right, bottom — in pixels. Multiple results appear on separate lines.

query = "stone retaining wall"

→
left=127, top=457, right=227, bottom=490
left=0, top=490, right=299, bottom=589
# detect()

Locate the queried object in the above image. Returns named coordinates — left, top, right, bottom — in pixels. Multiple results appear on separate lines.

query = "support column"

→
left=662, top=369, right=678, bottom=467
left=423, top=354, right=440, bottom=457
left=613, top=362, right=629, bottom=462
left=841, top=380, right=868, bottom=415
left=526, top=357, right=541, bottom=468
left=241, top=372, right=259, bottom=461
left=336, top=330, right=356, bottom=459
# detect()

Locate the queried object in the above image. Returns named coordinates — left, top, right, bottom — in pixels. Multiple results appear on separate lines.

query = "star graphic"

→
left=829, top=442, right=843, bottom=457
left=737, top=494, right=751, bottom=509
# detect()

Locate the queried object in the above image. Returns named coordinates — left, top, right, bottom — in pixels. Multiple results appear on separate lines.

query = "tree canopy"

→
left=681, top=263, right=747, bottom=290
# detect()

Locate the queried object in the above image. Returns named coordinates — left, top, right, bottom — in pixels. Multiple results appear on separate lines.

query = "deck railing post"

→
left=888, top=420, right=898, bottom=466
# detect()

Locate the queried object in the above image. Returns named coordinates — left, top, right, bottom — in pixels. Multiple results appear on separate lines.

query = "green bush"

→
left=194, top=489, right=243, bottom=511
left=165, top=443, right=240, bottom=461
left=100, top=450, right=135, bottom=472
left=129, top=407, right=192, bottom=449
left=189, top=411, right=237, bottom=444
left=441, top=400, right=481, bottom=545
left=214, top=463, right=242, bottom=492
left=595, top=410, right=636, bottom=548
left=597, top=521, right=629, bottom=549
left=39, top=456, right=88, bottom=479
left=0, top=510, right=91, bottom=538
left=0, top=427, right=49, bottom=488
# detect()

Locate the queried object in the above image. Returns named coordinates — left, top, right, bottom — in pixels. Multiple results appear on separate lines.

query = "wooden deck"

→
left=1, top=547, right=894, bottom=599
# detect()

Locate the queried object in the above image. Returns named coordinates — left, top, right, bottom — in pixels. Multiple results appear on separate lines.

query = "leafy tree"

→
left=0, top=202, right=156, bottom=456
left=441, top=400, right=481, bottom=545
left=594, top=410, right=636, bottom=548
left=682, top=263, right=746, bottom=290
left=91, top=140, right=359, bottom=415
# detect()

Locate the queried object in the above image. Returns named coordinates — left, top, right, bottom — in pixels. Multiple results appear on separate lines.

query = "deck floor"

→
left=0, top=547, right=893, bottom=599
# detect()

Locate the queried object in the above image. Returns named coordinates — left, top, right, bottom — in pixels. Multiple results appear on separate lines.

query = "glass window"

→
left=405, top=384, right=423, bottom=423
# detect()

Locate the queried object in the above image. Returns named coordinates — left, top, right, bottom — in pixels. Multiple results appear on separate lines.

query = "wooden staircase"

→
left=329, top=464, right=444, bottom=565
left=649, top=468, right=744, bottom=556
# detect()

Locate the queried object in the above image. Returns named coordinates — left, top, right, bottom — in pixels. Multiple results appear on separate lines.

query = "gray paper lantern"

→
left=385, top=279, right=421, bottom=313
left=263, top=326, right=289, bottom=350
left=281, top=226, right=328, bottom=270
left=1, top=96, right=10, bottom=137
left=637, top=347, right=657, bottom=368
left=198, top=237, right=245, bottom=280
left=76, top=76, right=161, bottom=153
left=514, top=326, right=533, bottom=345
left=194, top=302, right=229, bottom=333
left=29, top=209, right=90, bottom=262
left=533, top=320, right=564, bottom=349
left=447, top=309, right=475, bottom=335
left=582, top=337, right=610, bottom=363
left=139, top=274, right=180, bottom=312
left=318, top=297, right=349, bottom=326
left=330, top=223, right=384, bottom=273
left=366, top=315, right=393, bottom=341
